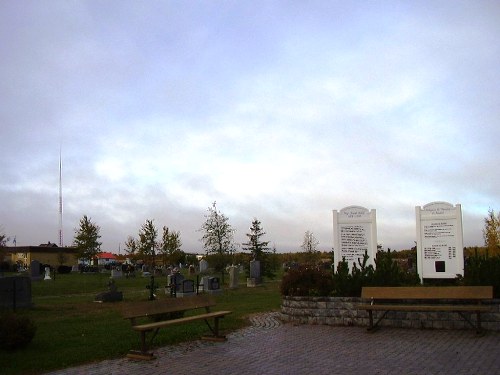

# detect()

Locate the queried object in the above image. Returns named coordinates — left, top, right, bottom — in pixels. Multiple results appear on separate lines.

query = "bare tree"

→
left=301, top=230, right=319, bottom=253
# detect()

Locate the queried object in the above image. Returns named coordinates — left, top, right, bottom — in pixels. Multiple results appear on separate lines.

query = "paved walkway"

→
left=47, top=312, right=500, bottom=375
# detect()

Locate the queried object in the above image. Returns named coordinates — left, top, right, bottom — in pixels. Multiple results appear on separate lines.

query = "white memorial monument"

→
left=415, top=202, right=464, bottom=282
left=332, top=206, right=377, bottom=272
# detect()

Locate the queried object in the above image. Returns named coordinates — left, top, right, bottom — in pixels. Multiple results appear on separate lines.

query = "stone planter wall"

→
left=281, top=296, right=500, bottom=331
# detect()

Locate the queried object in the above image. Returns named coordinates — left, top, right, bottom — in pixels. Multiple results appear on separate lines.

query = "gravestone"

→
left=199, top=259, right=209, bottom=273
left=167, top=273, right=184, bottom=296
left=228, top=265, right=239, bottom=289
left=206, top=276, right=222, bottom=294
left=415, top=202, right=464, bottom=282
left=94, top=278, right=123, bottom=302
left=30, top=260, right=42, bottom=281
left=332, top=206, right=377, bottom=272
left=176, top=279, right=196, bottom=297
left=247, top=260, right=261, bottom=287
left=0, top=276, right=33, bottom=309
left=44, top=267, right=52, bottom=281
left=200, top=275, right=211, bottom=293
left=111, top=268, right=123, bottom=279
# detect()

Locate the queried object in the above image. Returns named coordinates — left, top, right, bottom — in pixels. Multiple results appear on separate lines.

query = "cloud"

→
left=1, top=1, right=499, bottom=254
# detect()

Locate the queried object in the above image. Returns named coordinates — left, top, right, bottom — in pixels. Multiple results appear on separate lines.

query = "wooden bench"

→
left=122, top=295, right=232, bottom=359
left=359, top=286, right=493, bottom=334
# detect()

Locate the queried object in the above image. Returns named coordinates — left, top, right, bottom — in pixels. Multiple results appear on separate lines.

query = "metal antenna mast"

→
left=59, top=148, right=63, bottom=247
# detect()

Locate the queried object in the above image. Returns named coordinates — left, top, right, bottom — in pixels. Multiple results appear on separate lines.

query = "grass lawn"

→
left=1, top=271, right=283, bottom=375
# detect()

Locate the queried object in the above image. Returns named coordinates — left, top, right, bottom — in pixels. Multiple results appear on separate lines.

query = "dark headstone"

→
left=0, top=276, right=33, bottom=309
left=182, top=279, right=195, bottom=293
left=30, top=260, right=42, bottom=280
left=94, top=278, right=123, bottom=302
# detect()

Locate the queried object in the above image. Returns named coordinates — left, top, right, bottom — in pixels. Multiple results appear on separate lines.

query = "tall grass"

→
left=0, top=271, right=282, bottom=375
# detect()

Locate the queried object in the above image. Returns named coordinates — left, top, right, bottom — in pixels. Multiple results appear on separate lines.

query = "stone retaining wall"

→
left=281, top=296, right=500, bottom=331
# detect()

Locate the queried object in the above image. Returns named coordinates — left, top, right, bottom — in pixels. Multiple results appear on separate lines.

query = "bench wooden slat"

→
left=358, top=304, right=491, bottom=312
left=132, top=310, right=232, bottom=331
left=122, top=294, right=216, bottom=320
left=360, top=286, right=493, bottom=300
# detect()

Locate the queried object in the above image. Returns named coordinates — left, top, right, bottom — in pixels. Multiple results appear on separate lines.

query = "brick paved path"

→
left=46, top=312, right=500, bottom=375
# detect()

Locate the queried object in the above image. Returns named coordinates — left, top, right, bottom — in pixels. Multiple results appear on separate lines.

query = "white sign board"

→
left=415, top=202, right=464, bottom=281
left=332, top=206, right=377, bottom=272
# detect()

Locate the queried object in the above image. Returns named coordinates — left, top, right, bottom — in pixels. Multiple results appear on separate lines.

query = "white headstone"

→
left=332, top=206, right=377, bottom=272
left=199, top=259, right=209, bottom=273
left=415, top=202, right=464, bottom=281
left=44, top=267, right=52, bottom=280
left=228, top=265, right=239, bottom=289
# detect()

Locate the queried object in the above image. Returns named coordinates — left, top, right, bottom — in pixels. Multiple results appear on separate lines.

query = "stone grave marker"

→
left=44, top=266, right=52, bottom=281
left=30, top=260, right=42, bottom=281
left=94, top=278, right=123, bottom=302
left=228, top=265, right=239, bottom=289
left=206, top=276, right=223, bottom=294
left=0, top=276, right=33, bottom=309
left=199, top=259, right=209, bottom=273
left=176, top=279, right=196, bottom=297
left=111, top=267, right=123, bottom=279
left=247, top=260, right=261, bottom=287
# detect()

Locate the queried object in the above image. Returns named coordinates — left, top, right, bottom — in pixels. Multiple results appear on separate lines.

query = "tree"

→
left=483, top=209, right=500, bottom=256
left=199, top=202, right=235, bottom=272
left=159, top=226, right=183, bottom=266
left=301, top=230, right=319, bottom=253
left=242, top=218, right=270, bottom=260
left=0, top=227, right=9, bottom=270
left=124, top=235, right=139, bottom=256
left=242, top=218, right=277, bottom=278
left=138, top=219, right=158, bottom=268
left=73, top=215, right=101, bottom=265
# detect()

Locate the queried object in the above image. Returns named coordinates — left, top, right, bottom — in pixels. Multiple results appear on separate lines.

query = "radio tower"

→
left=59, top=149, right=63, bottom=247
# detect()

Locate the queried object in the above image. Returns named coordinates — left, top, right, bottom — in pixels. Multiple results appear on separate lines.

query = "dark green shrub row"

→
left=281, top=249, right=500, bottom=298
left=0, top=312, right=36, bottom=350
left=280, top=266, right=334, bottom=296
left=462, top=251, right=500, bottom=298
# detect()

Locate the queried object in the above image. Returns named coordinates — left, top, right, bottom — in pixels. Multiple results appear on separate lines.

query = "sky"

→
left=1, top=1, right=499, bottom=254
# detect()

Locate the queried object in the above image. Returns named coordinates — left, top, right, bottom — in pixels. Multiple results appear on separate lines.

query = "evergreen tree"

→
left=242, top=218, right=277, bottom=278
left=242, top=218, right=270, bottom=260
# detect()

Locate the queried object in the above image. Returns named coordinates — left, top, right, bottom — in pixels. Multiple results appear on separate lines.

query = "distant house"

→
left=5, top=242, right=79, bottom=268
left=97, top=252, right=117, bottom=266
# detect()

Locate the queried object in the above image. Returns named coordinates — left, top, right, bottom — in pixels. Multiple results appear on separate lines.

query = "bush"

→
left=280, top=266, right=334, bottom=296
left=57, top=265, right=72, bottom=274
left=463, top=251, right=500, bottom=298
left=0, top=312, right=36, bottom=350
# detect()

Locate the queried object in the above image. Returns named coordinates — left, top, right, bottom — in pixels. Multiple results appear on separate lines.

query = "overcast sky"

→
left=1, top=1, right=499, bottom=254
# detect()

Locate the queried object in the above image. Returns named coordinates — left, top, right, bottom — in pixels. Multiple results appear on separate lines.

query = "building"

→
left=5, top=242, right=79, bottom=268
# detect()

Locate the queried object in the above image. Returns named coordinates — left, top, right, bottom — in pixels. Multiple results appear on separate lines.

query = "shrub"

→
left=0, top=312, right=36, bottom=350
left=463, top=251, right=500, bottom=298
left=280, top=266, right=334, bottom=296
left=57, top=265, right=72, bottom=274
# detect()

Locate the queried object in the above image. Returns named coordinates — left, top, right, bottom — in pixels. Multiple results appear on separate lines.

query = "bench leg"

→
left=457, top=312, right=484, bottom=335
left=202, top=317, right=227, bottom=342
left=126, top=331, right=156, bottom=360
left=367, top=310, right=374, bottom=331
left=367, top=311, right=388, bottom=332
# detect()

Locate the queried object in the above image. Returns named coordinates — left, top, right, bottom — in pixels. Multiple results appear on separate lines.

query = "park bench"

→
left=359, top=286, right=493, bottom=334
left=122, top=294, right=232, bottom=360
